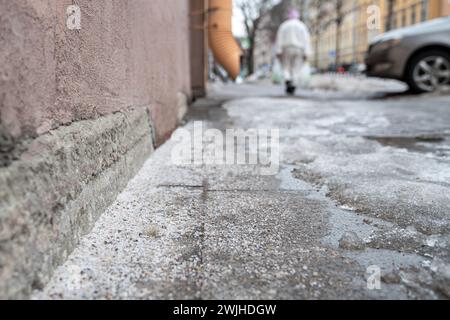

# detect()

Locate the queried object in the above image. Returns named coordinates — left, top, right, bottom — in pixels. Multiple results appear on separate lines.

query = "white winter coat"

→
left=275, top=19, right=312, bottom=58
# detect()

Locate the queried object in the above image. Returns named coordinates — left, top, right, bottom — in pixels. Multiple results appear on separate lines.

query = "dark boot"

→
left=288, top=85, right=296, bottom=96
left=285, top=81, right=293, bottom=94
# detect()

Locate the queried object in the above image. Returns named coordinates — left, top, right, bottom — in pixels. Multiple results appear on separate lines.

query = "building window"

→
left=411, top=5, right=417, bottom=25
left=421, top=0, right=429, bottom=22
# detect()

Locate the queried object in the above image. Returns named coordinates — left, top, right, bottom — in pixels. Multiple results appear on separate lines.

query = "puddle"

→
left=279, top=165, right=438, bottom=281
left=324, top=206, right=429, bottom=274
left=322, top=206, right=393, bottom=248
left=366, top=134, right=450, bottom=157
left=345, top=249, right=427, bottom=272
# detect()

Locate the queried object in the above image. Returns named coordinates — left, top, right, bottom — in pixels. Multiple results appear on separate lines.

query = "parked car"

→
left=366, top=17, right=450, bottom=93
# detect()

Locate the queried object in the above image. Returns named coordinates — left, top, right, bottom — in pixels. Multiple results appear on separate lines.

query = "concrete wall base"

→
left=0, top=108, right=154, bottom=299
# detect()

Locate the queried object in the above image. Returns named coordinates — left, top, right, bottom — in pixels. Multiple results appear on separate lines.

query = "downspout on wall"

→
left=208, top=0, right=242, bottom=80
left=190, top=0, right=209, bottom=98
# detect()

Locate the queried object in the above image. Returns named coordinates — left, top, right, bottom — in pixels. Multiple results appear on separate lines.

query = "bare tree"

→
left=236, top=0, right=278, bottom=74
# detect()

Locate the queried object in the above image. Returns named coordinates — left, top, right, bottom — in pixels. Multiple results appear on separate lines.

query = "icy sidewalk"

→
left=32, top=121, right=375, bottom=300
left=34, top=93, right=450, bottom=299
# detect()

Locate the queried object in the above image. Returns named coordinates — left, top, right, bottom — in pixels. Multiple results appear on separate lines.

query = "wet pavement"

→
left=35, top=79, right=450, bottom=300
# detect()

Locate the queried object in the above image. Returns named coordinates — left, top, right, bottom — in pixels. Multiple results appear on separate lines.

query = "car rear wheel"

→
left=406, top=50, right=450, bottom=93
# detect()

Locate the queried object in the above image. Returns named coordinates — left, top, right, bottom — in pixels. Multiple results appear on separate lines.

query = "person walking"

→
left=275, top=9, right=312, bottom=95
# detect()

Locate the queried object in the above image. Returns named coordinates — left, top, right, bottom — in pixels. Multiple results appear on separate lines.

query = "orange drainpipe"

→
left=208, top=0, right=242, bottom=80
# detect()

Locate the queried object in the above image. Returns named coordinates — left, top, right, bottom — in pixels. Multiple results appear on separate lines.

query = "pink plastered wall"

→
left=0, top=0, right=191, bottom=145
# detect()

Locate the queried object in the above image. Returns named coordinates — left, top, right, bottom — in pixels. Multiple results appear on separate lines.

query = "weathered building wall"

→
left=0, top=0, right=191, bottom=150
left=0, top=0, right=192, bottom=298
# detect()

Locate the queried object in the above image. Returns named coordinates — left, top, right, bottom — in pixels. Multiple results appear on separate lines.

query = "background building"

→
left=312, top=0, right=450, bottom=70
left=253, top=0, right=450, bottom=72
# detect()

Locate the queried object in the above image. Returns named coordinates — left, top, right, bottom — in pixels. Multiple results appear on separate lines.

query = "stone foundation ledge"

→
left=0, top=108, right=154, bottom=299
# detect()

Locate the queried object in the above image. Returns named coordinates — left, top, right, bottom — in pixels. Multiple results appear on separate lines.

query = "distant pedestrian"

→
left=275, top=9, right=312, bottom=95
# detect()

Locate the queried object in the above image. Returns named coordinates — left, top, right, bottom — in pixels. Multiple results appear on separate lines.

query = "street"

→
left=34, top=77, right=450, bottom=300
